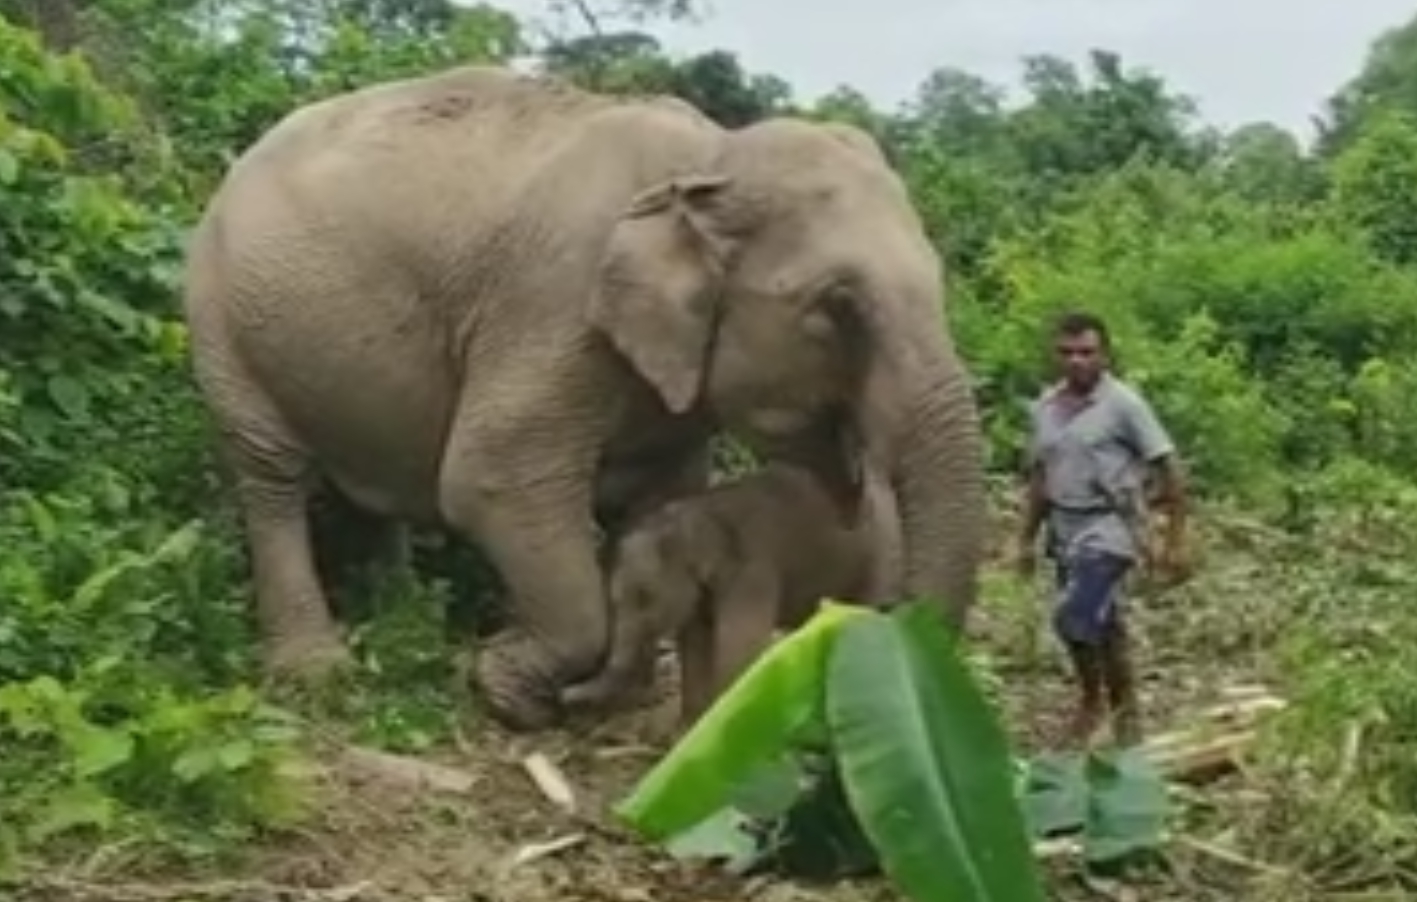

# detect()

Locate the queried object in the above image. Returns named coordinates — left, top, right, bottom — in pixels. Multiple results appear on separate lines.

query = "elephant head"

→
left=588, top=118, right=987, bottom=624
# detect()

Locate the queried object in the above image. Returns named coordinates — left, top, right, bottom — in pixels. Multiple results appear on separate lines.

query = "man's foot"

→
left=1112, top=707, right=1143, bottom=747
left=1062, top=698, right=1105, bottom=748
left=1060, top=640, right=1107, bottom=748
left=1100, top=623, right=1143, bottom=747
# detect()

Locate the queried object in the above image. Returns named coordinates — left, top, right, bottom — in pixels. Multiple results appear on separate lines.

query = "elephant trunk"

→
left=892, top=348, right=988, bottom=627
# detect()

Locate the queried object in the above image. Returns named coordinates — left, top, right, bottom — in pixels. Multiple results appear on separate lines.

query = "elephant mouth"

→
left=740, top=406, right=813, bottom=438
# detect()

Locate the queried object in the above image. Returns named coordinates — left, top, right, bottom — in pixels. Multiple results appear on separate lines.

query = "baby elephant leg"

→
left=675, top=562, right=780, bottom=729
left=675, top=602, right=716, bottom=729
left=714, top=587, right=780, bottom=694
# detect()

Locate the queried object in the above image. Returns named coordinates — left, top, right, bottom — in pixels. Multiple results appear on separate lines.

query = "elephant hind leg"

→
left=240, top=477, right=353, bottom=679
left=210, top=381, right=352, bottom=681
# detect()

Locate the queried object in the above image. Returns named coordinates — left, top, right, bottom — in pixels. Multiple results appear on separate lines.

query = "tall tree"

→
left=1330, top=110, right=1417, bottom=266
left=1319, top=13, right=1417, bottom=156
left=2, top=0, right=81, bottom=50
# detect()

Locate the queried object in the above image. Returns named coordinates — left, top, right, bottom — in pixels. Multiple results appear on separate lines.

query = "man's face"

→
left=1053, top=328, right=1107, bottom=391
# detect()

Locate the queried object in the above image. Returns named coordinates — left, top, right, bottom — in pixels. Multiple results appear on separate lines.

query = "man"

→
left=1014, top=311, right=1190, bottom=747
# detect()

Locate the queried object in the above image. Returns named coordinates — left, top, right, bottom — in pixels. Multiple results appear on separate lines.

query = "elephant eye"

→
left=818, top=281, right=856, bottom=310
left=802, top=283, right=856, bottom=340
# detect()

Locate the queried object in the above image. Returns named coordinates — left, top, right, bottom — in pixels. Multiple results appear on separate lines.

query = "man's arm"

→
left=1121, top=392, right=1190, bottom=571
left=1120, top=393, right=1185, bottom=506
left=1018, top=459, right=1049, bottom=551
left=1016, top=403, right=1050, bottom=564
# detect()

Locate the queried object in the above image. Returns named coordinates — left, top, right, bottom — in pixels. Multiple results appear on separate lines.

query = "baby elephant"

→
left=562, top=460, right=900, bottom=729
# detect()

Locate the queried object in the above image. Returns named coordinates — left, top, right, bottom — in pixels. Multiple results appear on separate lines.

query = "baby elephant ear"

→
left=590, top=173, right=736, bottom=415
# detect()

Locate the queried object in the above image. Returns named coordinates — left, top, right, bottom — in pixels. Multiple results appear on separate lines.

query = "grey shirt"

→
left=1026, top=372, right=1176, bottom=561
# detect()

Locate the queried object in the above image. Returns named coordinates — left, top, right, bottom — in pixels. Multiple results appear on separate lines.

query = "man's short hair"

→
left=1053, top=310, right=1111, bottom=352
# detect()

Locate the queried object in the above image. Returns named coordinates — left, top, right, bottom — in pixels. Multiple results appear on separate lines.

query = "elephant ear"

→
left=590, top=174, right=735, bottom=415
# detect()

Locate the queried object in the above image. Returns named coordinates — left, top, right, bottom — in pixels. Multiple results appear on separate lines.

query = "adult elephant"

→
left=180, top=65, right=987, bottom=730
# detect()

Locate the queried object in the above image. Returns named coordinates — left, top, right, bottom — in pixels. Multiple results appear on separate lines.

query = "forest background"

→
left=4, top=0, right=1417, bottom=897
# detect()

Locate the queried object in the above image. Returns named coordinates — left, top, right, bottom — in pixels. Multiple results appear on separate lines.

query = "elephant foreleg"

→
left=440, top=418, right=611, bottom=731
left=676, top=600, right=716, bottom=729
left=707, top=563, right=781, bottom=709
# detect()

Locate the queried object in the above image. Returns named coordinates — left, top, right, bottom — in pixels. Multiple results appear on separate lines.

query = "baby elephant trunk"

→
left=558, top=617, right=660, bottom=712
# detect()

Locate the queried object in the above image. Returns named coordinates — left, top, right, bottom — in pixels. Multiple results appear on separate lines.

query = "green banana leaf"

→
left=825, top=602, right=1048, bottom=902
left=1021, top=751, right=1089, bottom=837
left=1082, top=747, right=1170, bottom=865
left=770, top=759, right=881, bottom=881
left=662, top=806, right=762, bottom=873
left=1015, top=747, right=1171, bottom=868
left=615, top=600, right=871, bottom=840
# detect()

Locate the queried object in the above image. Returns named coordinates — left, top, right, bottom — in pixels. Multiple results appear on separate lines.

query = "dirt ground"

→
left=21, top=544, right=1280, bottom=902
left=41, top=639, right=1246, bottom=902
left=271, top=722, right=905, bottom=902
left=240, top=617, right=1253, bottom=902
left=255, top=656, right=917, bottom=902
left=32, top=693, right=906, bottom=902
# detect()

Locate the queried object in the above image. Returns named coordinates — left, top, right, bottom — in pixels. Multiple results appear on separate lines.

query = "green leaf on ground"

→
left=1082, top=747, right=1170, bottom=865
left=663, top=806, right=763, bottom=873
left=770, top=759, right=881, bottom=881
left=1021, top=751, right=1089, bottom=837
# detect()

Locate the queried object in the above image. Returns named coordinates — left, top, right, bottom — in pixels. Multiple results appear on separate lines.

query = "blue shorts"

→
left=1051, top=548, right=1132, bottom=646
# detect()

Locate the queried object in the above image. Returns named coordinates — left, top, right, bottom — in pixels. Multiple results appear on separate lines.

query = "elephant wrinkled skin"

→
left=180, top=65, right=988, bottom=731
left=562, top=460, right=902, bottom=729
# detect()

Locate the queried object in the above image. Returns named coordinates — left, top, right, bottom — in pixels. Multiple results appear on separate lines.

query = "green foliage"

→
left=0, top=672, right=306, bottom=868
left=0, top=470, right=308, bottom=868
left=5, top=0, right=1417, bottom=894
left=0, top=20, right=192, bottom=491
left=1330, top=110, right=1417, bottom=266
left=618, top=602, right=1049, bottom=901
left=1022, top=750, right=1170, bottom=867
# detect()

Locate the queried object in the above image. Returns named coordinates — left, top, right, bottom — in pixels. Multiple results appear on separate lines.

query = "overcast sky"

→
left=499, top=0, right=1415, bottom=140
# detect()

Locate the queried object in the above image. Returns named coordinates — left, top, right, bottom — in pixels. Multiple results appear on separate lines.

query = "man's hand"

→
left=1146, top=459, right=1192, bottom=586
left=1149, top=514, right=1193, bottom=586
left=1154, top=538, right=1193, bottom=585
left=1015, top=464, right=1047, bottom=582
